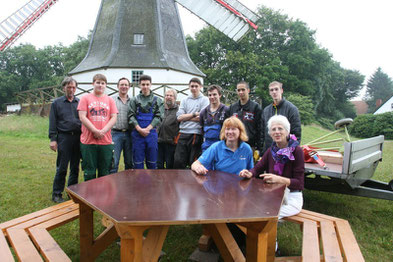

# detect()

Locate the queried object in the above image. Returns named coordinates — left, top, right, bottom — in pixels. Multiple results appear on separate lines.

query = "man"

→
left=226, top=81, right=263, bottom=153
left=200, top=85, right=228, bottom=151
left=261, top=81, right=301, bottom=152
left=128, top=75, right=163, bottom=169
left=173, top=78, right=209, bottom=168
left=157, top=89, right=179, bottom=169
left=48, top=77, right=81, bottom=203
left=77, top=74, right=118, bottom=180
left=110, top=77, right=133, bottom=174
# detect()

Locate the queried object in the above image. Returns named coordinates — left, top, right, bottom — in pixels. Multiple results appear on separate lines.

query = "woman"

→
left=240, top=115, right=304, bottom=219
left=191, top=116, right=254, bottom=175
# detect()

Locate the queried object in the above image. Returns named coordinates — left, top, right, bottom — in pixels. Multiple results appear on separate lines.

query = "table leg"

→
left=116, top=225, right=168, bottom=262
left=239, top=219, right=278, bottom=262
left=79, top=201, right=94, bottom=262
left=205, top=223, right=245, bottom=262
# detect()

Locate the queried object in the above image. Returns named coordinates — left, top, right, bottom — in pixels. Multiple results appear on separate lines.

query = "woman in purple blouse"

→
left=240, top=115, right=304, bottom=219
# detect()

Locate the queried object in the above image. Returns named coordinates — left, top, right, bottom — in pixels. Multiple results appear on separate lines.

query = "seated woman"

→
left=240, top=115, right=304, bottom=219
left=191, top=116, right=254, bottom=175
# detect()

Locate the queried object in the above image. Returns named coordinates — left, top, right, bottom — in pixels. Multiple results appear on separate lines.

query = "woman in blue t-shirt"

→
left=191, top=116, right=254, bottom=175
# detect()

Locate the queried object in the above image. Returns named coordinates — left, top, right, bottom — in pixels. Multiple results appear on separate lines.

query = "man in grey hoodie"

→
left=173, top=78, right=209, bottom=168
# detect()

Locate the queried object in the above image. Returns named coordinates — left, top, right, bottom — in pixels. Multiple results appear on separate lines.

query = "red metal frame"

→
left=214, top=0, right=258, bottom=30
left=0, top=0, right=59, bottom=51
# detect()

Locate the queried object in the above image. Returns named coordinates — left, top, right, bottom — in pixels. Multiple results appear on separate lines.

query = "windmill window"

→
left=132, top=71, right=144, bottom=83
left=133, top=34, right=144, bottom=45
left=391, top=103, right=393, bottom=109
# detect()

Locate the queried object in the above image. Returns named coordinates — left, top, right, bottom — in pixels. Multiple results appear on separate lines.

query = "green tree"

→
left=186, top=6, right=364, bottom=122
left=0, top=34, right=89, bottom=111
left=365, top=67, right=393, bottom=113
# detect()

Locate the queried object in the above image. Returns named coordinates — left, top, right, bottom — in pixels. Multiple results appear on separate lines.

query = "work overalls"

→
left=132, top=97, right=158, bottom=169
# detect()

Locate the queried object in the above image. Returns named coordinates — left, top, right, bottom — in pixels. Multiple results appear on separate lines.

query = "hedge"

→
left=350, top=112, right=393, bottom=139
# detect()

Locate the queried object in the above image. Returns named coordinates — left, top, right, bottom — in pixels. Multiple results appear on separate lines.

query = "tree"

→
left=186, top=6, right=364, bottom=122
left=365, top=67, right=393, bottom=113
left=0, top=34, right=89, bottom=111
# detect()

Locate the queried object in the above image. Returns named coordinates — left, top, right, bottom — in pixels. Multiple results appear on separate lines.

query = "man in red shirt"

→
left=77, top=74, right=118, bottom=180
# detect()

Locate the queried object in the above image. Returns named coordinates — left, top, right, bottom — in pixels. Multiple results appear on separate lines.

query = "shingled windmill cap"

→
left=70, top=0, right=205, bottom=76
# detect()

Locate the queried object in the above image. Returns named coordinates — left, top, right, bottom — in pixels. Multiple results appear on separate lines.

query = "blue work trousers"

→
left=52, top=133, right=80, bottom=196
left=132, top=129, right=158, bottom=169
left=110, top=130, right=133, bottom=173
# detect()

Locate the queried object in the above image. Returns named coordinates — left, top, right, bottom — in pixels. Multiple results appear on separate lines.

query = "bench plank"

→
left=8, top=205, right=78, bottom=230
left=0, top=232, right=14, bottom=262
left=302, top=221, right=320, bottom=262
left=32, top=209, right=79, bottom=231
left=7, top=228, right=43, bottom=262
left=0, top=201, right=75, bottom=232
left=299, top=209, right=345, bottom=222
left=335, top=220, right=365, bottom=262
left=320, top=221, right=343, bottom=262
left=29, top=227, right=71, bottom=262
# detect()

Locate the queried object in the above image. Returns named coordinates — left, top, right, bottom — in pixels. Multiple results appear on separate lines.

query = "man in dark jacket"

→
left=48, top=77, right=81, bottom=203
left=157, top=89, right=179, bottom=169
left=226, top=81, right=263, bottom=153
left=261, top=81, right=301, bottom=152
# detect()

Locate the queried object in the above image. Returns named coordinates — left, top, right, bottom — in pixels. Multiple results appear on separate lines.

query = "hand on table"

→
left=239, top=169, right=253, bottom=179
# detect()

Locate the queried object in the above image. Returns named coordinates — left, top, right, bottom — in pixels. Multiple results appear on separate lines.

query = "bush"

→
left=350, top=112, right=393, bottom=139
left=373, top=113, right=393, bottom=139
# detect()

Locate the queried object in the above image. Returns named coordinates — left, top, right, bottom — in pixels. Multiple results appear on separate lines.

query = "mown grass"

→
left=0, top=115, right=392, bottom=261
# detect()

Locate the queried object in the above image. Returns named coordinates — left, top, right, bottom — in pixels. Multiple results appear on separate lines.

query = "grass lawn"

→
left=0, top=115, right=392, bottom=261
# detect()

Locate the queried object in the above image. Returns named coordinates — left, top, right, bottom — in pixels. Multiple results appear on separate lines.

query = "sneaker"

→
left=52, top=194, right=65, bottom=203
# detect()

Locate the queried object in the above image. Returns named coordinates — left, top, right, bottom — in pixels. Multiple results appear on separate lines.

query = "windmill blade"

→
left=175, top=0, right=259, bottom=42
left=0, top=0, right=59, bottom=51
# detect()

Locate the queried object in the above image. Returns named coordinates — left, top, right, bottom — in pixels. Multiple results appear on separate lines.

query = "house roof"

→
left=351, top=101, right=368, bottom=115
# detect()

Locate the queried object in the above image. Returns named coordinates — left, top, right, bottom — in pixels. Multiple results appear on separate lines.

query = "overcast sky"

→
left=2, top=0, right=393, bottom=97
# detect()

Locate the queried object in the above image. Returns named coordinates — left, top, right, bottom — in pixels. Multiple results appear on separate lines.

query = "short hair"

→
left=165, top=88, right=177, bottom=100
left=189, top=77, right=202, bottom=86
left=117, top=77, right=130, bottom=86
left=220, top=116, right=248, bottom=142
left=268, top=81, right=283, bottom=89
left=139, top=74, right=152, bottom=83
left=237, top=81, right=249, bottom=89
left=93, top=74, right=107, bottom=84
left=61, top=77, right=77, bottom=88
left=207, top=84, right=222, bottom=95
left=267, top=115, right=290, bottom=135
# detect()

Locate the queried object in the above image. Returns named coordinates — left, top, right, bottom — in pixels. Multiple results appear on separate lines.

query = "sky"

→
left=1, top=0, right=393, bottom=98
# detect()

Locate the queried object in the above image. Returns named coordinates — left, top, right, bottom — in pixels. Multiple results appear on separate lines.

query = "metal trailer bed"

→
left=304, top=135, right=393, bottom=200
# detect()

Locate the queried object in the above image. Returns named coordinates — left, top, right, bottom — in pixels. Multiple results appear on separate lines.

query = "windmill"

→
left=1, top=0, right=259, bottom=100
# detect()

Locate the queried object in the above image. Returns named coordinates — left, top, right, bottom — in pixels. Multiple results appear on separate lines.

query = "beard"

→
left=166, top=100, right=174, bottom=107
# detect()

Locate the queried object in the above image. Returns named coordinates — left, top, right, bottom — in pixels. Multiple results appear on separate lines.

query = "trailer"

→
left=304, top=135, right=393, bottom=201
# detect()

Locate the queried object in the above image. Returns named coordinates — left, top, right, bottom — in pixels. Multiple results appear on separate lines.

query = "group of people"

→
left=49, top=73, right=303, bottom=221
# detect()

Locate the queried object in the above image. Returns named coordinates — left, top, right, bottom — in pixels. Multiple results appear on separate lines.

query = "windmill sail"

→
left=175, top=0, right=259, bottom=42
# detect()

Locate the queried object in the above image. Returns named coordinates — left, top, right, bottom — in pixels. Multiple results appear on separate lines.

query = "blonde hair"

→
left=220, top=116, right=248, bottom=142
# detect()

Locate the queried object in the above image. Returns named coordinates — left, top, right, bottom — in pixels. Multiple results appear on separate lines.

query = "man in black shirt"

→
left=226, top=81, right=263, bottom=154
left=48, top=77, right=81, bottom=203
left=261, top=81, right=301, bottom=152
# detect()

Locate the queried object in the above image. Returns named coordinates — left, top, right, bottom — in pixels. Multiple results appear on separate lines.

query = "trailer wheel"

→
left=334, top=118, right=353, bottom=129
left=389, top=179, right=393, bottom=191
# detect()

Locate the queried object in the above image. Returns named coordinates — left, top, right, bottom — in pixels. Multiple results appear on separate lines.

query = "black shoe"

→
left=52, top=194, right=65, bottom=203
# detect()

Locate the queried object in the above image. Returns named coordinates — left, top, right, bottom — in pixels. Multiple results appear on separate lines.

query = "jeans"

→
left=110, top=130, right=133, bottom=173
left=52, top=133, right=80, bottom=196
left=157, top=143, right=176, bottom=169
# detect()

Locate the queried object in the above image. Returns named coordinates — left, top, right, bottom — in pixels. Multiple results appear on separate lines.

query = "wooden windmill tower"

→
left=0, top=0, right=259, bottom=100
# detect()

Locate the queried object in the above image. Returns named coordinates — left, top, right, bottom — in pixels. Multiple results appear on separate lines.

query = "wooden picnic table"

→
left=66, top=169, right=285, bottom=262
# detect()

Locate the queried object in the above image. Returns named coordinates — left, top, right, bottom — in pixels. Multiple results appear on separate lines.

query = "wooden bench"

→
left=276, top=209, right=365, bottom=262
left=0, top=200, right=79, bottom=262
left=198, top=209, right=364, bottom=262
